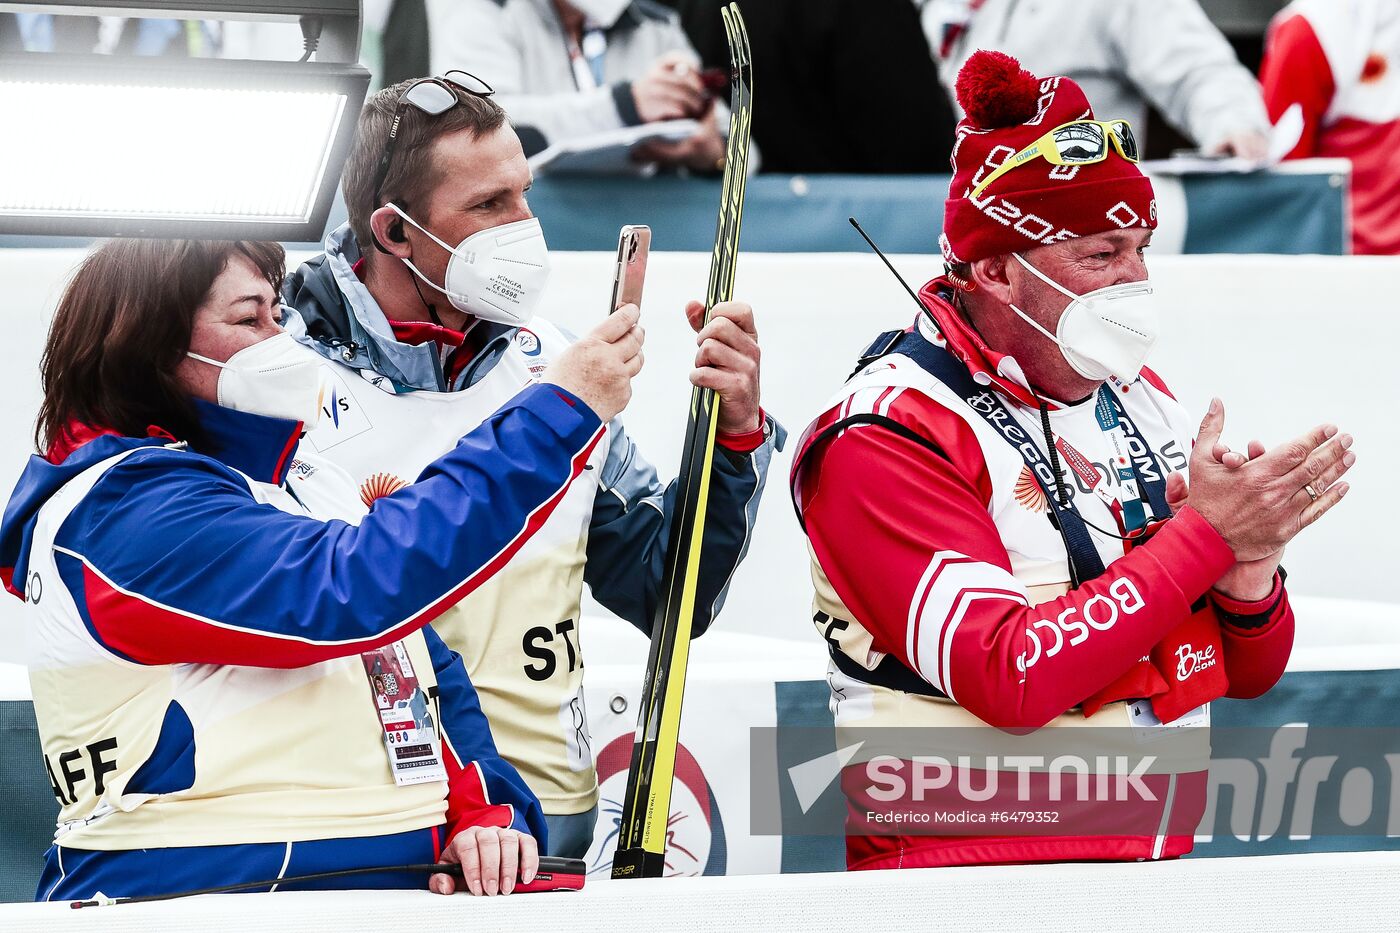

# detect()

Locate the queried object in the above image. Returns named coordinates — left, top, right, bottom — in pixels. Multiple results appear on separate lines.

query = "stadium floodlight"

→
left=0, top=1, right=370, bottom=240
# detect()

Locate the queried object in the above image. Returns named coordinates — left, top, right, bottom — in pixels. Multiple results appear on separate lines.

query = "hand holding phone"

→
left=610, top=225, right=651, bottom=315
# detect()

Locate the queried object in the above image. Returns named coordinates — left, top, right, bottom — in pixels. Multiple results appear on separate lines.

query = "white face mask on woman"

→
left=1008, top=252, right=1160, bottom=384
left=388, top=204, right=552, bottom=328
left=188, top=332, right=329, bottom=427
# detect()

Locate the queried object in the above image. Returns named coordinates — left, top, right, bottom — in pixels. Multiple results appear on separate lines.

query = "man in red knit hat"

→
left=789, top=50, right=1357, bottom=869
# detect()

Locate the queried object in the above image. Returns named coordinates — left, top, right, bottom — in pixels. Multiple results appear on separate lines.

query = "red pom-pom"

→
left=955, top=50, right=1040, bottom=129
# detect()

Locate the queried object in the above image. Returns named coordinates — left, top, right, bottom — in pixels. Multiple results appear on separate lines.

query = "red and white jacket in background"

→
left=1262, top=0, right=1400, bottom=255
left=790, top=279, right=1294, bottom=870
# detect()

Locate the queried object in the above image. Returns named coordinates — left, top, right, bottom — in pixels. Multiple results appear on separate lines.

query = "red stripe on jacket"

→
left=80, top=427, right=606, bottom=668
left=441, top=740, right=516, bottom=845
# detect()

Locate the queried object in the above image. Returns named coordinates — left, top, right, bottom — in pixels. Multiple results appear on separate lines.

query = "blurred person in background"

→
left=5, top=12, right=100, bottom=52
left=109, top=18, right=220, bottom=56
left=0, top=13, right=19, bottom=52
left=0, top=238, right=648, bottom=901
left=1261, top=0, right=1400, bottom=255
left=379, top=0, right=431, bottom=87
left=424, top=0, right=730, bottom=172
left=282, top=76, right=781, bottom=857
left=674, top=0, right=957, bottom=173
left=5, top=12, right=217, bottom=55
left=919, top=0, right=1271, bottom=160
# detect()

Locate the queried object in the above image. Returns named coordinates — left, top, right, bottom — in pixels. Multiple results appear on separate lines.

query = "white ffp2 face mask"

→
left=188, top=332, right=329, bottom=427
left=1008, top=252, right=1159, bottom=384
left=389, top=205, right=552, bottom=328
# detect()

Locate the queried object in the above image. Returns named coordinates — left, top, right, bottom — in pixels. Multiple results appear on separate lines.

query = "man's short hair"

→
left=341, top=77, right=509, bottom=251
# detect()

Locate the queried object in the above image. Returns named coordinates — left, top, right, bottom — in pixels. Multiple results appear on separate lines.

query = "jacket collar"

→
left=44, top=400, right=301, bottom=486
left=189, top=399, right=302, bottom=485
left=915, top=276, right=1077, bottom=413
left=283, top=223, right=512, bottom=393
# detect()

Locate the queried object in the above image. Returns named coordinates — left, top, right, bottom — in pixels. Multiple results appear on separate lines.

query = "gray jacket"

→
left=426, top=0, right=710, bottom=148
left=922, top=0, right=1270, bottom=152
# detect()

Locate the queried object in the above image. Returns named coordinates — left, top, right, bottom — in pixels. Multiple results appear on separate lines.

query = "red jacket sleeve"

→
left=1211, top=572, right=1295, bottom=699
left=423, top=626, right=546, bottom=848
left=1260, top=12, right=1336, bottom=158
left=798, top=409, right=1236, bottom=730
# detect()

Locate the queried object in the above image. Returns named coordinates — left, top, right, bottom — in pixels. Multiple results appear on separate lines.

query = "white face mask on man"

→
left=1007, top=252, right=1160, bottom=384
left=388, top=204, right=552, bottom=328
left=188, top=332, right=329, bottom=427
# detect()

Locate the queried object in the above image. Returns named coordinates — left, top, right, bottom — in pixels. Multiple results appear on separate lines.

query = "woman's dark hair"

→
left=35, top=239, right=286, bottom=454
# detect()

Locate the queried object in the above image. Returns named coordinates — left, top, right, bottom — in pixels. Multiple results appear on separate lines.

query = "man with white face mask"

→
left=283, top=76, right=778, bottom=858
left=790, top=51, right=1355, bottom=871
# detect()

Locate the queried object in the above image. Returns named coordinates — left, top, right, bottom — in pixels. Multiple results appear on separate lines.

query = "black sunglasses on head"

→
left=370, top=70, right=495, bottom=208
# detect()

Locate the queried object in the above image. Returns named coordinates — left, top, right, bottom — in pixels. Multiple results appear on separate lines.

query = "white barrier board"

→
left=2, top=852, right=1398, bottom=933
left=0, top=250, right=1395, bottom=665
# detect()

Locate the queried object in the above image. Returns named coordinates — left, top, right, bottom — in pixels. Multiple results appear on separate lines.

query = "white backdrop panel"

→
left=0, top=250, right=1394, bottom=662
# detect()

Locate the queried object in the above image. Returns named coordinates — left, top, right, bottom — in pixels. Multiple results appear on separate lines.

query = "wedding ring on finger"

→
left=1304, top=483, right=1320, bottom=502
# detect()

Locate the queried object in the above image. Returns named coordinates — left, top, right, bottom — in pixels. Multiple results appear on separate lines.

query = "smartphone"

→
left=514, top=856, right=587, bottom=893
left=609, top=224, right=651, bottom=315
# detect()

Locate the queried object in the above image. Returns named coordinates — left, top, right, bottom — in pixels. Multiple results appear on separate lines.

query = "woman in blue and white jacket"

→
left=0, top=237, right=643, bottom=901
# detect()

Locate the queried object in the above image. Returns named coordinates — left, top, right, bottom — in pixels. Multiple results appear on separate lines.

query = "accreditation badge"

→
left=360, top=641, right=448, bottom=786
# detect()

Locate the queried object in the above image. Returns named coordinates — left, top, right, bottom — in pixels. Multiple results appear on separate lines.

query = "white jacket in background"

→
left=920, top=0, right=1270, bottom=153
left=426, top=0, right=705, bottom=148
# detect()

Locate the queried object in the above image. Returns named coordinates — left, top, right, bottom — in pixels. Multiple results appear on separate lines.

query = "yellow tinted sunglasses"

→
left=970, top=119, right=1140, bottom=200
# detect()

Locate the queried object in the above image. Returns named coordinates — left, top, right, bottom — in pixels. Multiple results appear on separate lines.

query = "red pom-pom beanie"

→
left=941, top=51, right=1157, bottom=265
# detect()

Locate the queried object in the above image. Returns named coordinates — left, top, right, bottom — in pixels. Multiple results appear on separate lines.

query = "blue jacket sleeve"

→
left=424, top=625, right=548, bottom=847
left=57, top=384, right=604, bottom=668
left=582, top=414, right=785, bottom=636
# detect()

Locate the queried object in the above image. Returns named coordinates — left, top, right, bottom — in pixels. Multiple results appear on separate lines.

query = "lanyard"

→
left=569, top=28, right=607, bottom=90
left=1096, top=386, right=1147, bottom=531
left=1054, top=385, right=1150, bottom=533
left=582, top=28, right=607, bottom=86
left=864, top=328, right=1167, bottom=587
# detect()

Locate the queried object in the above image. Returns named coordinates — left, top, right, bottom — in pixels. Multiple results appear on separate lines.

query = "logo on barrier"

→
left=589, top=734, right=727, bottom=877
